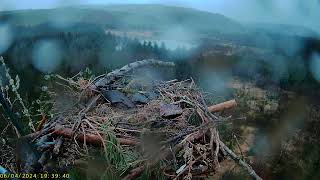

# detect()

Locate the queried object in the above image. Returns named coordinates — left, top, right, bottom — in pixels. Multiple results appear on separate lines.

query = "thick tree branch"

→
left=93, top=59, right=175, bottom=88
left=23, top=125, right=139, bottom=146
left=208, top=99, right=237, bottom=113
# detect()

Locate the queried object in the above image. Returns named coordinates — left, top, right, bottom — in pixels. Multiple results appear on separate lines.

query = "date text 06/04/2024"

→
left=0, top=173, right=70, bottom=179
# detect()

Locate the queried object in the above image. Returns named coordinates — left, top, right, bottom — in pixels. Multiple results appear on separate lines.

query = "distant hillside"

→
left=0, top=4, right=247, bottom=37
left=248, top=23, right=318, bottom=38
left=1, top=4, right=319, bottom=52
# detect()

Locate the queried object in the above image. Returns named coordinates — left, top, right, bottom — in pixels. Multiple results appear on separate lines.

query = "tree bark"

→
left=23, top=126, right=139, bottom=146
left=208, top=100, right=237, bottom=113
left=93, top=59, right=175, bottom=88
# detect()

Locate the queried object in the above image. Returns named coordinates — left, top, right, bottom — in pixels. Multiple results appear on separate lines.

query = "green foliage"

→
left=218, top=123, right=244, bottom=150
left=27, top=75, right=55, bottom=119
left=269, top=106, right=320, bottom=180
left=104, top=132, right=126, bottom=170
left=97, top=124, right=168, bottom=179
left=100, top=124, right=126, bottom=177
left=99, top=124, right=140, bottom=179
left=79, top=67, right=94, bottom=80
left=69, top=168, right=87, bottom=180
left=0, top=57, right=35, bottom=133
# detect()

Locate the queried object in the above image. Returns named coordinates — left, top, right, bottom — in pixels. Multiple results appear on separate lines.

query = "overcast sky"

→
left=1, top=0, right=320, bottom=32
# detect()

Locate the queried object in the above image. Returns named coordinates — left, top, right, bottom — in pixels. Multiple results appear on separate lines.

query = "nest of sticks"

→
left=19, top=60, right=261, bottom=179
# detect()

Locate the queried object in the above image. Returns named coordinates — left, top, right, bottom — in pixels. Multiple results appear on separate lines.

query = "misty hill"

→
left=0, top=4, right=246, bottom=38
left=1, top=4, right=320, bottom=99
left=248, top=23, right=318, bottom=38
left=1, top=4, right=319, bottom=56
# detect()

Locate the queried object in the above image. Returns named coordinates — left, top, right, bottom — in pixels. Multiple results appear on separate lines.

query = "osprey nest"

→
left=21, top=60, right=261, bottom=180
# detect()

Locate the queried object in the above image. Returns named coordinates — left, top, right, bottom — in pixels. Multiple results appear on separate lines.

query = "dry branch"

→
left=36, top=115, right=47, bottom=131
left=208, top=99, right=237, bottom=113
left=23, top=126, right=139, bottom=146
left=219, top=140, right=262, bottom=180
left=93, top=59, right=175, bottom=88
left=161, top=128, right=208, bottom=160
left=53, top=126, right=139, bottom=146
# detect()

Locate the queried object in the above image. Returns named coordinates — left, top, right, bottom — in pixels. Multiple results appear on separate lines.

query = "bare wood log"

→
left=208, top=100, right=237, bottom=113
left=52, top=127, right=139, bottom=146
left=22, top=126, right=139, bottom=146
left=219, top=140, right=262, bottom=180
left=93, top=59, right=175, bottom=88
left=117, top=138, right=139, bottom=146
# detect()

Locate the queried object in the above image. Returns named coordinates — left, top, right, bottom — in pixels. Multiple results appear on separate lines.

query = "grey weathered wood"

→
left=219, top=140, right=263, bottom=180
left=93, top=59, right=175, bottom=88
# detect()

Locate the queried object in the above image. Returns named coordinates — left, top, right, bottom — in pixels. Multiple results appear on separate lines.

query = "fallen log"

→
left=208, top=100, right=237, bottom=113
